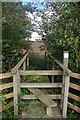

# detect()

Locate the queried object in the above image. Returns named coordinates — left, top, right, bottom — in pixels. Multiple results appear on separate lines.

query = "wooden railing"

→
left=0, top=73, right=13, bottom=112
left=0, top=51, right=30, bottom=115
left=68, top=74, right=80, bottom=113
left=0, top=50, right=80, bottom=119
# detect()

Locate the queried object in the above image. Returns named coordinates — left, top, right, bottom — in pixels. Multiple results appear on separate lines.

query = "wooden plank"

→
left=68, top=93, right=80, bottom=102
left=69, top=83, right=80, bottom=91
left=0, top=102, right=14, bottom=112
left=0, top=72, right=12, bottom=79
left=19, top=70, right=62, bottom=76
left=68, top=102, right=80, bottom=113
left=21, top=94, right=61, bottom=100
left=13, top=73, right=18, bottom=116
left=11, top=51, right=30, bottom=73
left=4, top=93, right=13, bottom=99
left=71, top=73, right=80, bottom=79
left=0, top=82, right=13, bottom=90
left=62, top=51, right=70, bottom=118
left=20, top=83, right=62, bottom=88
left=28, top=88, right=57, bottom=107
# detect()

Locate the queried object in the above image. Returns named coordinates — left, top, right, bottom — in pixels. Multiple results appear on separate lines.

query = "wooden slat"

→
left=28, top=88, right=57, bottom=107
left=68, top=93, right=80, bottom=102
left=11, top=51, right=30, bottom=73
left=69, top=83, right=80, bottom=91
left=21, top=94, right=61, bottom=100
left=0, top=72, right=12, bottom=79
left=19, top=70, right=62, bottom=76
left=4, top=93, right=13, bottom=99
left=0, top=82, right=13, bottom=90
left=71, top=73, right=80, bottom=79
left=0, top=102, right=14, bottom=112
left=68, top=102, right=80, bottom=113
left=20, top=83, right=62, bottom=88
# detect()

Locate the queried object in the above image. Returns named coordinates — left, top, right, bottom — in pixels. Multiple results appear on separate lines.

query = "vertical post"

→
left=13, top=72, right=18, bottom=116
left=23, top=60, right=26, bottom=70
left=52, top=61, right=55, bottom=83
left=27, top=55, right=29, bottom=67
left=62, top=51, right=70, bottom=118
left=17, top=70, right=20, bottom=95
left=46, top=107, right=51, bottom=116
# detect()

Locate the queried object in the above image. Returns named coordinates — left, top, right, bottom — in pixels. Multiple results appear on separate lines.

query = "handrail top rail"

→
left=48, top=54, right=80, bottom=79
left=11, top=50, right=30, bottom=74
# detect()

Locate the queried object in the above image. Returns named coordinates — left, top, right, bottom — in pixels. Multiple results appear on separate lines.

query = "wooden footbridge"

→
left=0, top=50, right=80, bottom=118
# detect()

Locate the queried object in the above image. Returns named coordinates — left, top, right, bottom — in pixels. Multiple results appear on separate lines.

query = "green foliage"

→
left=41, top=3, right=80, bottom=72
left=2, top=2, right=32, bottom=72
left=29, top=53, right=46, bottom=70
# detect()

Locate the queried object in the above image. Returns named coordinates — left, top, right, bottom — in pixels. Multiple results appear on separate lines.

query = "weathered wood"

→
left=0, top=72, right=12, bottom=79
left=20, top=83, right=62, bottom=88
left=13, top=73, right=18, bottom=116
left=61, top=51, right=69, bottom=108
left=71, top=73, right=80, bottom=79
left=19, top=70, right=62, bottom=76
left=4, top=93, right=13, bottom=99
left=23, top=60, right=26, bottom=70
left=49, top=54, right=72, bottom=76
left=49, top=53, right=80, bottom=79
left=11, top=51, right=29, bottom=73
left=46, top=107, right=52, bottom=116
left=17, top=71, right=20, bottom=95
left=27, top=55, right=29, bottom=67
left=62, top=51, right=70, bottom=118
left=0, top=102, right=14, bottom=112
left=69, top=83, right=80, bottom=91
left=68, top=102, right=80, bottom=113
left=68, top=93, right=80, bottom=102
left=52, top=61, right=55, bottom=83
left=28, top=88, right=57, bottom=107
left=0, top=82, right=13, bottom=90
left=21, top=94, right=61, bottom=100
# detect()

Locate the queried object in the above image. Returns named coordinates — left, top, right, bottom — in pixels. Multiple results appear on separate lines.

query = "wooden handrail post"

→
left=13, top=71, right=18, bottom=116
left=52, top=61, right=55, bottom=83
left=62, top=51, right=70, bottom=118
left=23, top=60, right=26, bottom=70
left=17, top=71, right=20, bottom=95
left=27, top=55, right=29, bottom=67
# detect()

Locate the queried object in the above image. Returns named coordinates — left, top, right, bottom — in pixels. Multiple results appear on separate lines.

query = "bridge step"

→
left=28, top=88, right=57, bottom=108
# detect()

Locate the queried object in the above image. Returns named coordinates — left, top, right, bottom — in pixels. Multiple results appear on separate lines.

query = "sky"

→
left=21, top=0, right=52, bottom=41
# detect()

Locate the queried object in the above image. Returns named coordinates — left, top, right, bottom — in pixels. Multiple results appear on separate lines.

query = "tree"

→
left=41, top=3, right=80, bottom=72
left=2, top=2, right=32, bottom=72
